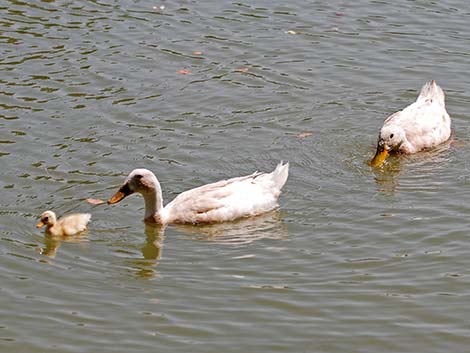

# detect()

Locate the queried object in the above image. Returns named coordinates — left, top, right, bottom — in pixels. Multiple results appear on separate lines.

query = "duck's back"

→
left=56, top=213, right=91, bottom=236
left=164, top=162, right=289, bottom=224
left=384, top=81, right=451, bottom=153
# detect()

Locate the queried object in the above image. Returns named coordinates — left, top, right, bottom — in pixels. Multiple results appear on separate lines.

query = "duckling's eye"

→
left=135, top=174, right=143, bottom=180
left=43, top=217, right=48, bottom=222
left=390, top=133, right=394, bottom=138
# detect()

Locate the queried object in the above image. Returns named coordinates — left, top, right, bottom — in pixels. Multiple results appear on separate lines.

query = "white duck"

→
left=36, top=210, right=91, bottom=236
left=107, top=162, right=289, bottom=225
left=370, top=80, right=451, bottom=166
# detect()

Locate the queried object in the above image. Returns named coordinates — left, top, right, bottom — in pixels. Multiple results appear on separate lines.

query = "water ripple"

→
left=2, top=0, right=470, bottom=352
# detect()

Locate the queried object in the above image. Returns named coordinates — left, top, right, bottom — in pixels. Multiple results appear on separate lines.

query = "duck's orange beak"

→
left=370, top=140, right=389, bottom=167
left=36, top=221, right=45, bottom=228
left=108, top=183, right=133, bottom=204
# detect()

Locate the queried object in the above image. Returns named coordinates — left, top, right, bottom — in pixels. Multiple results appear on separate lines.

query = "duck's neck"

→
left=46, top=223, right=60, bottom=237
left=143, top=182, right=166, bottom=224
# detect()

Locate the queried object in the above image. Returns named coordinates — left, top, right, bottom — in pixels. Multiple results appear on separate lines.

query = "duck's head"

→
left=37, top=210, right=57, bottom=228
left=108, top=169, right=158, bottom=204
left=370, top=126, right=405, bottom=167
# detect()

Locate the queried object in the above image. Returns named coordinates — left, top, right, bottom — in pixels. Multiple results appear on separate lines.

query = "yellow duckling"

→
left=36, top=210, right=91, bottom=236
left=370, top=80, right=451, bottom=166
left=107, top=162, right=289, bottom=225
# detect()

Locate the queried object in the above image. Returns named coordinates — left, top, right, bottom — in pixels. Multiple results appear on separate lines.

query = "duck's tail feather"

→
left=417, top=80, right=445, bottom=107
left=272, top=161, right=289, bottom=191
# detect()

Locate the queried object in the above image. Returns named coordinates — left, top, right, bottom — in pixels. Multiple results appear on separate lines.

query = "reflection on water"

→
left=37, top=231, right=88, bottom=259
left=116, top=215, right=287, bottom=279
left=141, top=224, right=165, bottom=260
left=175, top=211, right=289, bottom=245
left=372, top=156, right=403, bottom=195
left=127, top=224, right=165, bottom=280
left=372, top=140, right=454, bottom=195
left=35, top=213, right=286, bottom=278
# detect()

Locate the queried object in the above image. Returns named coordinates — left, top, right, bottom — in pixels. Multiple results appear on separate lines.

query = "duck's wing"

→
left=380, top=100, right=448, bottom=155
left=165, top=162, right=289, bottom=224
left=58, top=213, right=91, bottom=236
left=401, top=98, right=450, bottom=150
left=384, top=80, right=448, bottom=128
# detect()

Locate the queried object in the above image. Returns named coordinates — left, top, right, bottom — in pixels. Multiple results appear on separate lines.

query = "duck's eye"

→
left=135, top=174, right=143, bottom=180
left=43, top=217, right=48, bottom=222
left=390, top=133, right=394, bottom=138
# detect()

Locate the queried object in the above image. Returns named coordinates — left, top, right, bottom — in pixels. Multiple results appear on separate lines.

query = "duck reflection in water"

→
left=174, top=210, right=289, bottom=245
left=371, top=140, right=454, bottom=195
left=37, top=232, right=89, bottom=259
left=371, top=155, right=402, bottom=196
left=37, top=212, right=287, bottom=278
left=127, top=224, right=165, bottom=280
left=141, top=224, right=164, bottom=260
left=127, top=212, right=288, bottom=279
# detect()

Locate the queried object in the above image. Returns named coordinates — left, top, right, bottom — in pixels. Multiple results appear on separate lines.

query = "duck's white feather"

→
left=382, top=80, right=451, bottom=153
left=166, top=162, right=288, bottom=224
left=109, top=162, right=289, bottom=225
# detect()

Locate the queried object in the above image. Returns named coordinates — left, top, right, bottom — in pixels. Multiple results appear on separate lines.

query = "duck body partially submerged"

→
left=370, top=80, right=451, bottom=166
left=108, top=162, right=289, bottom=225
left=37, top=210, right=91, bottom=237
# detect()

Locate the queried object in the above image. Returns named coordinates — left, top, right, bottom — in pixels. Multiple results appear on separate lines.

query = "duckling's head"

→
left=37, top=210, right=57, bottom=228
left=108, top=169, right=158, bottom=204
left=370, top=126, right=405, bottom=167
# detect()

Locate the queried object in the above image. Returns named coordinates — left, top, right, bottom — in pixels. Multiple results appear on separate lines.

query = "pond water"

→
left=1, top=1, right=470, bottom=352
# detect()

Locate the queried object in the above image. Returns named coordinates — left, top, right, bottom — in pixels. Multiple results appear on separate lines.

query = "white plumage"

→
left=370, top=80, right=451, bottom=166
left=107, top=162, right=289, bottom=225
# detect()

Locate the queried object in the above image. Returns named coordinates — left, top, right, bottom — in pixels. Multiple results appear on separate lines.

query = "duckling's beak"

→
left=370, top=139, right=389, bottom=167
left=108, top=183, right=133, bottom=204
left=36, top=221, right=45, bottom=228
